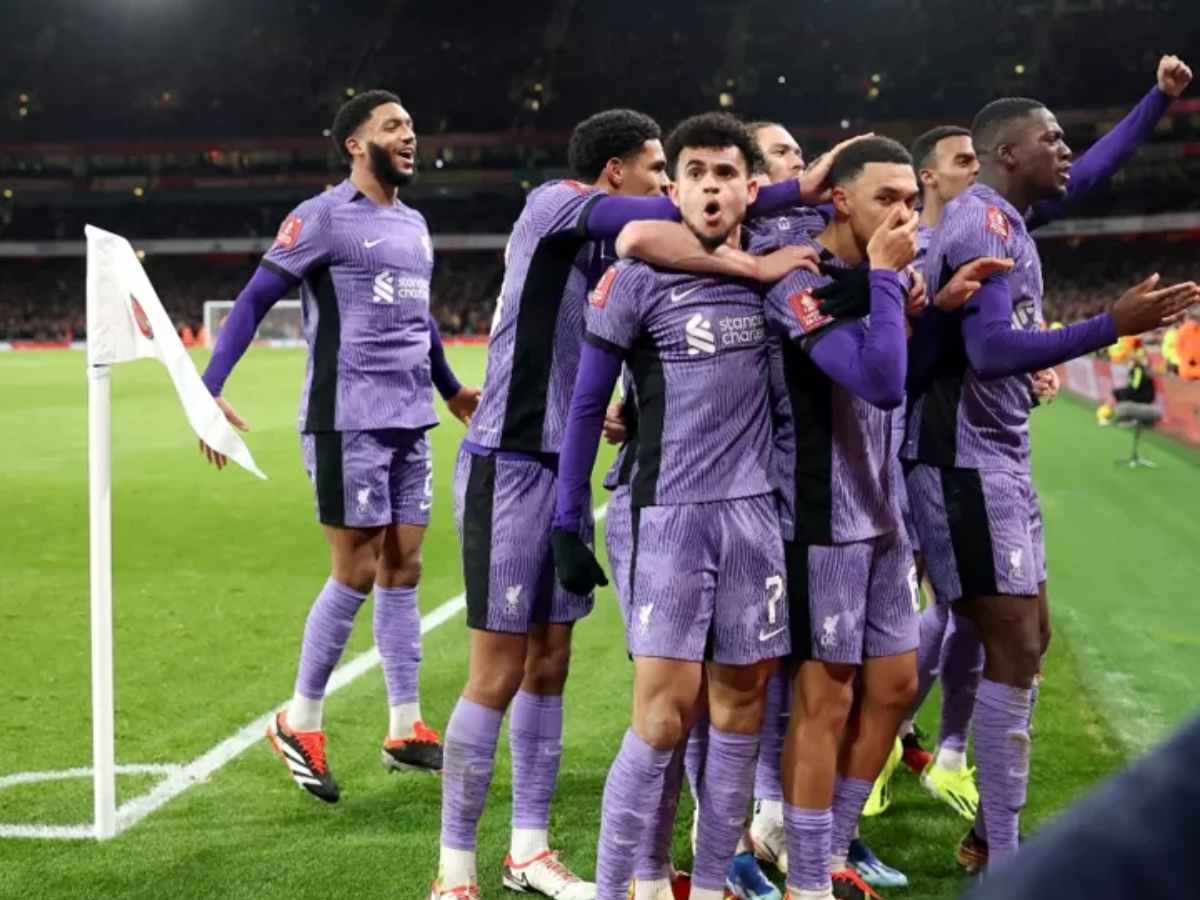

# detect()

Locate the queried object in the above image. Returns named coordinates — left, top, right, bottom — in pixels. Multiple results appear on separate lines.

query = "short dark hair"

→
left=664, top=112, right=763, bottom=177
left=567, top=109, right=661, bottom=181
left=331, top=90, right=402, bottom=164
left=827, top=136, right=912, bottom=186
left=971, top=97, right=1046, bottom=153
left=910, top=126, right=972, bottom=173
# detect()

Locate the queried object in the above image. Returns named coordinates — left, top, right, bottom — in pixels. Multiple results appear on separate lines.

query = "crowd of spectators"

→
left=4, top=235, right=1196, bottom=342
left=0, top=252, right=504, bottom=342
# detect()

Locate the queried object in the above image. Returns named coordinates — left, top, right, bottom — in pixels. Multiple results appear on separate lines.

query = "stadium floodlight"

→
left=83, top=225, right=265, bottom=839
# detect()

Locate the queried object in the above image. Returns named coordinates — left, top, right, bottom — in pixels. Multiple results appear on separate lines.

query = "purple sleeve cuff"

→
left=962, top=278, right=1118, bottom=379
left=583, top=195, right=680, bottom=238
left=428, top=315, right=463, bottom=400
left=748, top=179, right=802, bottom=217
left=552, top=341, right=623, bottom=532
left=807, top=270, right=908, bottom=409
left=201, top=265, right=292, bottom=396
left=1027, top=87, right=1171, bottom=230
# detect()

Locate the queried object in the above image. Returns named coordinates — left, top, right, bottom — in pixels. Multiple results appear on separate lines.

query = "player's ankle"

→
left=287, top=693, right=323, bottom=732
left=439, top=846, right=476, bottom=887
left=509, top=827, right=549, bottom=863
left=754, top=797, right=784, bottom=825
left=936, top=747, right=966, bottom=771
left=388, top=700, right=422, bottom=740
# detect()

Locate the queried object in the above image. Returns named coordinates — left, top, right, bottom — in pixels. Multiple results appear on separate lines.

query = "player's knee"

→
left=636, top=704, right=688, bottom=750
left=522, top=642, right=571, bottom=694
left=877, top=667, right=919, bottom=712
left=1038, top=620, right=1052, bottom=658
left=466, top=659, right=525, bottom=709
left=801, top=684, right=854, bottom=736
left=380, top=554, right=421, bottom=587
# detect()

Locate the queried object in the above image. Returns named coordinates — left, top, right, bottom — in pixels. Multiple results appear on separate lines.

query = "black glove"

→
left=811, top=264, right=871, bottom=319
left=551, top=528, right=608, bottom=596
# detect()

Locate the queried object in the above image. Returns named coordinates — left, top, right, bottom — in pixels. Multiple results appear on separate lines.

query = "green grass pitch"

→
left=1, top=346, right=1197, bottom=899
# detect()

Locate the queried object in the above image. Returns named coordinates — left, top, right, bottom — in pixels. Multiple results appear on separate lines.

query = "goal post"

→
left=202, top=299, right=303, bottom=348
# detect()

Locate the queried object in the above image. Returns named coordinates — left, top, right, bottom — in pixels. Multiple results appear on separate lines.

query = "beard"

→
left=683, top=213, right=732, bottom=251
left=368, top=141, right=413, bottom=187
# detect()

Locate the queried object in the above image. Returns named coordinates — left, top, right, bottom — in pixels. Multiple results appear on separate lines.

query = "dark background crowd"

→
left=2, top=0, right=1199, bottom=341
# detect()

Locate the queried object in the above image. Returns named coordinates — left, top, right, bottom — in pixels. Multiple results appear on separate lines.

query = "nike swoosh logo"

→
left=670, top=285, right=704, bottom=303
left=419, top=501, right=433, bottom=511
left=759, top=626, right=787, bottom=642
left=364, top=238, right=385, bottom=248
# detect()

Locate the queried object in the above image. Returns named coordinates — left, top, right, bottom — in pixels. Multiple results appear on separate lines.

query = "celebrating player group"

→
left=198, top=52, right=1196, bottom=900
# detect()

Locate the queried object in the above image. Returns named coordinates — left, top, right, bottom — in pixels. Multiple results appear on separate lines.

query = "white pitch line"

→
left=1, top=502, right=609, bottom=841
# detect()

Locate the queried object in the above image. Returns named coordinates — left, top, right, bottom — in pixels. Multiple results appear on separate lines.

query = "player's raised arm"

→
left=767, top=207, right=915, bottom=410
left=1027, top=55, right=1191, bottom=230
left=616, top=219, right=819, bottom=281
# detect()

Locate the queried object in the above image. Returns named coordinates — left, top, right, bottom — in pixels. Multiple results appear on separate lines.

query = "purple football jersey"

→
left=905, top=184, right=1045, bottom=471
left=745, top=205, right=829, bottom=255
left=466, top=180, right=610, bottom=453
left=585, top=258, right=776, bottom=506
left=764, top=235, right=902, bottom=544
left=261, top=180, right=437, bottom=433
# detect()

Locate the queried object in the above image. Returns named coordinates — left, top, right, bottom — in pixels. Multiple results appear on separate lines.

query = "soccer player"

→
left=199, top=90, right=479, bottom=802
left=551, top=112, right=796, bottom=900
left=901, top=54, right=1194, bottom=841
left=904, top=77, right=1198, bottom=871
left=436, top=106, right=853, bottom=900
left=756, top=137, right=921, bottom=900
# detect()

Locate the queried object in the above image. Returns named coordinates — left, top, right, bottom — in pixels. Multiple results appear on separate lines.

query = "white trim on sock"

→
left=388, top=701, right=422, bottom=740
left=509, top=827, right=549, bottom=863
left=791, top=889, right=834, bottom=900
left=634, top=878, right=670, bottom=900
left=287, top=694, right=323, bottom=732
left=899, top=717, right=915, bottom=738
left=829, top=853, right=848, bottom=873
left=690, top=888, right=725, bottom=900
left=936, top=747, right=966, bottom=771
left=439, top=846, right=476, bottom=886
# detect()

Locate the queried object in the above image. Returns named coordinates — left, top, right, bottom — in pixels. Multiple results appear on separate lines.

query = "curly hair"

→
left=567, top=109, right=662, bottom=181
left=664, top=112, right=763, bottom=178
left=331, top=89, right=402, bottom=164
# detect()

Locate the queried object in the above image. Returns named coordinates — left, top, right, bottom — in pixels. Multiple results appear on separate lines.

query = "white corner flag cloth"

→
left=85, top=224, right=266, bottom=479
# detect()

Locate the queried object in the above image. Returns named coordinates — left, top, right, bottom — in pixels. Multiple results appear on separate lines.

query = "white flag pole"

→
left=87, top=363, right=117, bottom=841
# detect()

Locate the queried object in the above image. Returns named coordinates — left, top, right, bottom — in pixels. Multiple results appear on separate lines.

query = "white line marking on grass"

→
left=1, top=502, right=609, bottom=841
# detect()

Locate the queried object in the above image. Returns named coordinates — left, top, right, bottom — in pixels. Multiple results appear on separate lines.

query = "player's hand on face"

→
left=198, top=396, right=249, bottom=471
left=754, top=244, right=821, bottom=283
left=798, top=133, right=876, bottom=203
left=905, top=266, right=928, bottom=317
left=1112, top=273, right=1200, bottom=336
left=550, top=528, right=608, bottom=595
left=934, top=256, right=1015, bottom=311
left=866, top=205, right=918, bottom=272
left=1157, top=54, right=1193, bottom=97
left=603, top=402, right=627, bottom=445
left=1032, top=367, right=1060, bottom=402
left=447, top=386, right=481, bottom=425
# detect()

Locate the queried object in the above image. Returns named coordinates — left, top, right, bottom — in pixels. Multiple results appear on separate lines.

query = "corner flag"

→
left=83, top=225, right=266, bottom=839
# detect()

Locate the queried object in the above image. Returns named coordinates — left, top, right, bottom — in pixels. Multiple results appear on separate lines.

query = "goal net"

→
left=202, top=299, right=303, bottom=348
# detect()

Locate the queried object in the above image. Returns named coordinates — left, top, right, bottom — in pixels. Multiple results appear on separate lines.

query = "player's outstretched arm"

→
left=427, top=315, right=480, bottom=425
left=616, top=220, right=818, bottom=281
left=198, top=265, right=293, bottom=469
left=1028, top=55, right=1191, bottom=230
left=550, top=340, right=620, bottom=594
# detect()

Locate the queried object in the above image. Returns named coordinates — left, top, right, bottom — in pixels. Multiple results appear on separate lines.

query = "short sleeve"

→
left=585, top=261, right=645, bottom=353
left=262, top=199, right=333, bottom=281
left=527, top=180, right=604, bottom=240
left=765, top=269, right=847, bottom=348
